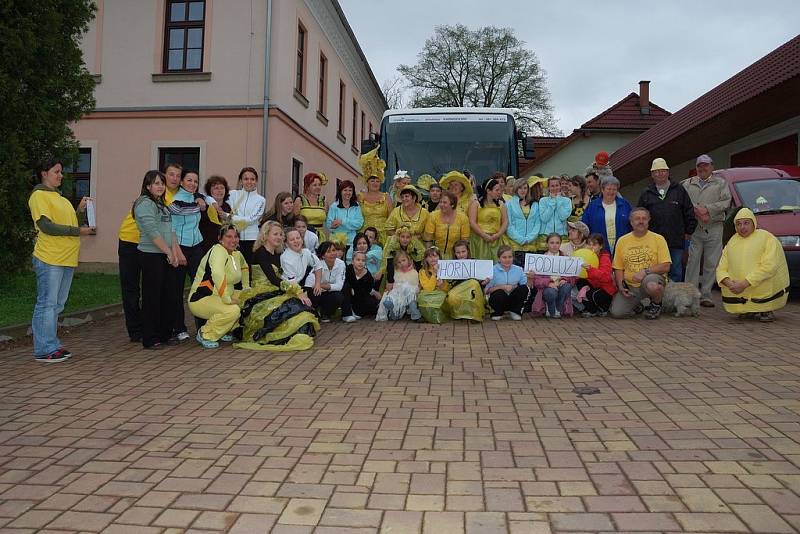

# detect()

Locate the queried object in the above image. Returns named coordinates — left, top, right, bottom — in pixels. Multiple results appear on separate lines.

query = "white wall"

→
left=525, top=132, right=639, bottom=178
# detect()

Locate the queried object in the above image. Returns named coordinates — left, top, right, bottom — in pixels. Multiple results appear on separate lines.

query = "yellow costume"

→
left=419, top=269, right=449, bottom=292
left=379, top=235, right=425, bottom=276
left=446, top=279, right=486, bottom=321
left=716, top=208, right=790, bottom=314
left=358, top=192, right=390, bottom=244
left=469, top=203, right=503, bottom=260
left=298, top=195, right=327, bottom=233
left=440, top=171, right=474, bottom=215
left=188, top=244, right=250, bottom=341
left=423, top=210, right=470, bottom=259
left=385, top=187, right=429, bottom=239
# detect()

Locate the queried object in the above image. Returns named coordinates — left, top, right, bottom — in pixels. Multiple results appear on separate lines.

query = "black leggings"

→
left=488, top=285, right=532, bottom=317
left=309, top=290, right=352, bottom=318
left=583, top=287, right=613, bottom=314
left=138, top=251, right=177, bottom=348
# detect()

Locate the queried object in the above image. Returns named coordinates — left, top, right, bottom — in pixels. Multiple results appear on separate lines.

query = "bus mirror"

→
left=517, top=132, right=534, bottom=159
left=361, top=133, right=379, bottom=154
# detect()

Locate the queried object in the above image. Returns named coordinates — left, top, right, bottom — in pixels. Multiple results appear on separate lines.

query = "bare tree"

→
left=381, top=75, right=406, bottom=109
left=399, top=25, right=560, bottom=135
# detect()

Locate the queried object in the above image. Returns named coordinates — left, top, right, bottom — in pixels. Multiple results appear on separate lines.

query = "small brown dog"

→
left=661, top=282, right=701, bottom=317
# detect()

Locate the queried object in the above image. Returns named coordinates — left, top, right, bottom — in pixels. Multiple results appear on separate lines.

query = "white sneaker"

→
left=553, top=311, right=561, bottom=319
left=342, top=315, right=358, bottom=323
left=491, top=315, right=503, bottom=321
left=544, top=310, right=551, bottom=318
left=508, top=312, right=522, bottom=321
left=353, top=314, right=362, bottom=320
left=176, top=331, right=190, bottom=342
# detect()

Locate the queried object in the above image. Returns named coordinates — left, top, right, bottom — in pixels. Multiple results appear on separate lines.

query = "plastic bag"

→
left=418, top=290, right=449, bottom=324
left=446, top=280, right=485, bottom=321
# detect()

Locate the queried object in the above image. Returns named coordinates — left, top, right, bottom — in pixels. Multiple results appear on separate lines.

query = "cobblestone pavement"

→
left=1, top=299, right=799, bottom=534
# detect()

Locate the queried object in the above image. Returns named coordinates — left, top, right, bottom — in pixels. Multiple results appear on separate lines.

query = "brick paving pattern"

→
left=0, top=300, right=799, bottom=533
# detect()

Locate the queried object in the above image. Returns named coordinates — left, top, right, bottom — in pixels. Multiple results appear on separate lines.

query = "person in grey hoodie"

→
left=133, top=170, right=180, bottom=350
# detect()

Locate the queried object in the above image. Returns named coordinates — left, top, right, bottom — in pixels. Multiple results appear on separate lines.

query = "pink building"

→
left=73, top=0, right=386, bottom=264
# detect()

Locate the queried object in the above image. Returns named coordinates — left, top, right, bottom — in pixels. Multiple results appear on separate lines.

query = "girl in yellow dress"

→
left=468, top=177, right=508, bottom=260
left=293, top=172, right=328, bottom=238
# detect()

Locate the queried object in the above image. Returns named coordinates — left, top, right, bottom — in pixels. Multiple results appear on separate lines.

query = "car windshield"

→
left=734, top=178, right=800, bottom=213
left=380, top=113, right=516, bottom=183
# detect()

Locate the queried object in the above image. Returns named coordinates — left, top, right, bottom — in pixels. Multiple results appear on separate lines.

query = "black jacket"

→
left=636, top=180, right=697, bottom=248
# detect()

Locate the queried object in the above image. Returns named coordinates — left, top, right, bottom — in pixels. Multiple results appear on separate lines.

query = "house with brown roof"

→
left=612, top=35, right=800, bottom=199
left=522, top=81, right=670, bottom=179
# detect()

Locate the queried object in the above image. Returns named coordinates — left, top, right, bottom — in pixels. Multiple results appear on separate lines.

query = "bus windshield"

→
left=379, top=112, right=517, bottom=184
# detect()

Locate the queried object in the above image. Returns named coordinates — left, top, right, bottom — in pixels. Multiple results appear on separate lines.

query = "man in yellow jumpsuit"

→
left=716, top=208, right=790, bottom=322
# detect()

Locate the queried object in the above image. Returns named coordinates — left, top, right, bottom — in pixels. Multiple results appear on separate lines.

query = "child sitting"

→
left=345, top=251, right=381, bottom=319
left=446, top=240, right=488, bottom=322
left=531, top=233, right=575, bottom=318
left=580, top=233, right=617, bottom=317
left=294, top=215, right=319, bottom=253
left=346, top=232, right=382, bottom=276
left=281, top=228, right=320, bottom=286
left=376, top=250, right=421, bottom=321
left=419, top=247, right=449, bottom=292
left=485, top=245, right=531, bottom=321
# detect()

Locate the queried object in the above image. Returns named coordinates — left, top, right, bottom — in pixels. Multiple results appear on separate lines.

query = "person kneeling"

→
left=485, top=245, right=532, bottom=321
left=189, top=225, right=249, bottom=348
left=306, top=241, right=351, bottom=322
left=377, top=250, right=421, bottom=321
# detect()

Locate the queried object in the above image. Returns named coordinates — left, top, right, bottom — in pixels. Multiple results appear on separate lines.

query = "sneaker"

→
left=58, top=347, right=73, bottom=360
left=220, top=334, right=234, bottom=342
left=35, top=349, right=69, bottom=363
left=544, top=309, right=551, bottom=318
left=644, top=302, right=662, bottom=320
left=176, top=331, right=190, bottom=342
left=508, top=312, right=522, bottom=321
left=633, top=303, right=645, bottom=315
left=491, top=315, right=503, bottom=321
left=196, top=331, right=219, bottom=349
left=759, top=312, right=775, bottom=322
left=553, top=311, right=561, bottom=319
left=166, top=336, right=181, bottom=346
left=581, top=311, right=596, bottom=318
left=700, top=299, right=715, bottom=308
left=738, top=312, right=757, bottom=320
left=342, top=315, right=358, bottom=323
left=320, top=316, right=331, bottom=323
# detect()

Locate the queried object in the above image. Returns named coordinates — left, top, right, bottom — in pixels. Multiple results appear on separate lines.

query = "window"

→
left=317, top=53, right=327, bottom=116
left=64, top=148, right=91, bottom=208
left=295, top=22, right=307, bottom=94
left=291, top=159, right=303, bottom=199
left=361, top=111, right=366, bottom=145
left=163, top=1, right=205, bottom=72
left=159, top=147, right=200, bottom=173
left=338, top=80, right=346, bottom=137
left=351, top=99, right=358, bottom=151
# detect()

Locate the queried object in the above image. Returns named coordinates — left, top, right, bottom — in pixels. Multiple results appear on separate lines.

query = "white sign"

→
left=389, top=114, right=509, bottom=124
left=524, top=254, right=583, bottom=277
left=86, top=198, right=96, bottom=228
left=438, top=259, right=494, bottom=280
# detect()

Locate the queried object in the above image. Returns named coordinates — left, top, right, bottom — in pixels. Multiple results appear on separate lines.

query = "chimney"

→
left=639, top=80, right=651, bottom=115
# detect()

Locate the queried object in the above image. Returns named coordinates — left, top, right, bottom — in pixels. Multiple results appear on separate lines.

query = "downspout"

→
left=260, top=0, right=273, bottom=198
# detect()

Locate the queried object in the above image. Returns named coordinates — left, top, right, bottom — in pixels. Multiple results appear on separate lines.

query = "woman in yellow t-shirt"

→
left=385, top=185, right=428, bottom=240
left=28, top=157, right=95, bottom=363
left=422, top=191, right=470, bottom=259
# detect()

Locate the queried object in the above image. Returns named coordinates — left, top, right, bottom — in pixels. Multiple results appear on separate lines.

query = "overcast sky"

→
left=339, top=0, right=799, bottom=135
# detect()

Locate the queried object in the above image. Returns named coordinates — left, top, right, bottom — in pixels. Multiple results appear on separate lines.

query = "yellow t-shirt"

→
left=419, top=269, right=449, bottom=292
left=612, top=231, right=671, bottom=287
left=118, top=212, right=140, bottom=243
left=28, top=189, right=80, bottom=267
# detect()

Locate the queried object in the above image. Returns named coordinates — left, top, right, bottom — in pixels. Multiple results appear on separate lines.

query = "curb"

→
left=0, top=302, right=125, bottom=342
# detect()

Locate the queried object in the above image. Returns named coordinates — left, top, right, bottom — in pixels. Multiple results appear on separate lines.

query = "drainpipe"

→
left=260, top=0, right=273, bottom=198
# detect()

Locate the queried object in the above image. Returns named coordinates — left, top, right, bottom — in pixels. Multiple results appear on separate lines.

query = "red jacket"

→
left=587, top=250, right=617, bottom=296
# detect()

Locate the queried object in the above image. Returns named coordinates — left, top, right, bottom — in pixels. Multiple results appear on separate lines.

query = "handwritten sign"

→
left=438, top=259, right=493, bottom=280
left=524, top=254, right=583, bottom=277
left=86, top=199, right=96, bottom=228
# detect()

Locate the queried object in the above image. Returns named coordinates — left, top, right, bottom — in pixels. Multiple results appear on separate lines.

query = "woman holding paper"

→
left=468, top=177, right=508, bottom=260
left=445, top=240, right=487, bottom=322
left=423, top=191, right=470, bottom=259
left=28, top=157, right=95, bottom=362
left=504, top=179, right=540, bottom=266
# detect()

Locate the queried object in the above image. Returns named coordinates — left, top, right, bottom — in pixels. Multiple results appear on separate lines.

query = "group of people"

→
left=27, top=149, right=791, bottom=362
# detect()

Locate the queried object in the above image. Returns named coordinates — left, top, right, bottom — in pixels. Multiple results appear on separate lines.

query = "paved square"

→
left=1, top=300, right=799, bottom=533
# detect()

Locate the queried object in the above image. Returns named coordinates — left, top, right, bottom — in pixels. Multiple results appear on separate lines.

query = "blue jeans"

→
left=31, top=257, right=74, bottom=356
left=543, top=284, right=572, bottom=315
left=668, top=248, right=684, bottom=282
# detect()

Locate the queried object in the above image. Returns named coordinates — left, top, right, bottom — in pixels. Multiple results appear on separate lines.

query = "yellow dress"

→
left=469, top=203, right=503, bottom=260
left=385, top=205, right=429, bottom=240
left=358, top=192, right=390, bottom=245
left=299, top=195, right=327, bottom=237
left=423, top=211, right=470, bottom=259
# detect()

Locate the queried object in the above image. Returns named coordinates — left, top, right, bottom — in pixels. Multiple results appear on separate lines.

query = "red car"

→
left=718, top=166, right=800, bottom=287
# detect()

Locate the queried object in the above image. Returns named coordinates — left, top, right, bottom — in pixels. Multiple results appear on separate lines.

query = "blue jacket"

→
left=170, top=187, right=202, bottom=247
left=485, top=263, right=527, bottom=290
left=505, top=197, right=540, bottom=245
left=325, top=203, right=364, bottom=245
left=538, top=196, right=572, bottom=235
left=581, top=196, right=633, bottom=253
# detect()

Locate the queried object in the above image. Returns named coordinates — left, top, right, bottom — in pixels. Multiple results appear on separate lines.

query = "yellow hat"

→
left=527, top=175, right=549, bottom=188
left=650, top=158, right=669, bottom=171
left=416, top=174, right=437, bottom=191
left=398, top=184, right=420, bottom=201
left=358, top=146, right=386, bottom=186
left=439, top=171, right=474, bottom=199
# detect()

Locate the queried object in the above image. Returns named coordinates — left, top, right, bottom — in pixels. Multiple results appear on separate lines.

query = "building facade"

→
left=73, top=0, right=386, bottom=264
